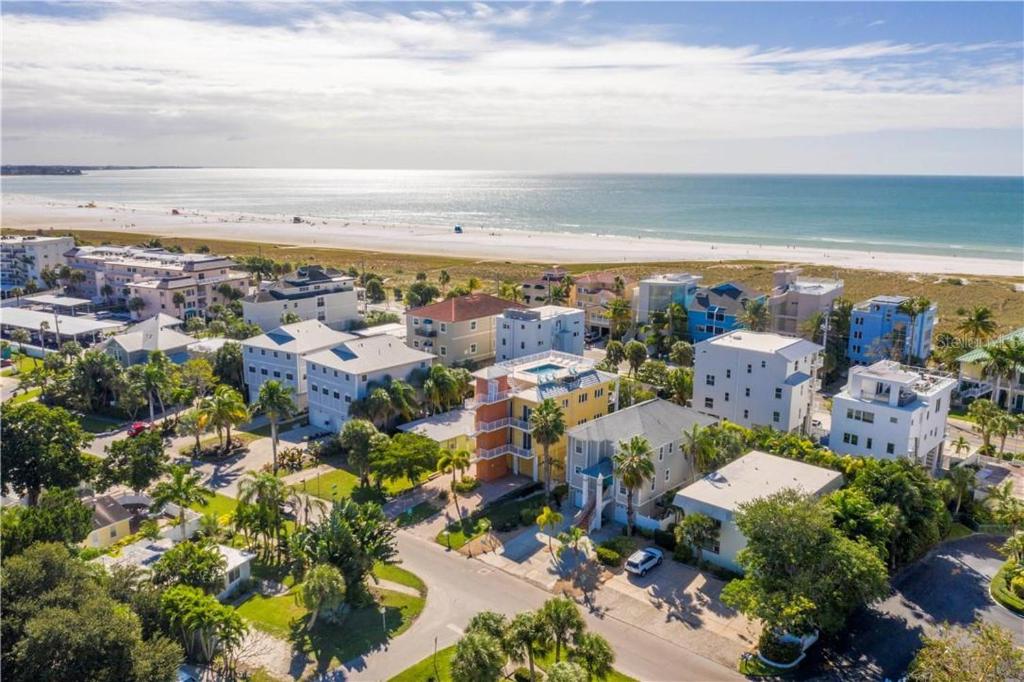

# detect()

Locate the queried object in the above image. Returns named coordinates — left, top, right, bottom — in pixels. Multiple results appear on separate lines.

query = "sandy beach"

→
left=2, top=194, right=1020, bottom=277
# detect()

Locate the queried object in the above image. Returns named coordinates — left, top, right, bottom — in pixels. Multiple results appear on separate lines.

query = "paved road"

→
left=337, top=530, right=742, bottom=681
left=810, top=534, right=1022, bottom=681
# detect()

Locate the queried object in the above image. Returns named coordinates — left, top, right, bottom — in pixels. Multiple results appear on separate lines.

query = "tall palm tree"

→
left=896, top=296, right=932, bottom=363
left=387, top=379, right=418, bottom=425
left=800, top=311, right=826, bottom=343
left=613, top=275, right=626, bottom=297
left=603, top=298, right=633, bottom=341
left=738, top=298, right=770, bottom=332
left=530, top=398, right=566, bottom=494
left=951, top=435, right=971, bottom=455
left=141, top=350, right=172, bottom=421
left=665, top=302, right=687, bottom=341
left=366, top=386, right=394, bottom=429
left=537, top=506, right=564, bottom=557
left=681, top=423, right=717, bottom=477
left=571, top=632, right=615, bottom=681
left=982, top=340, right=1022, bottom=410
left=540, top=597, right=584, bottom=663
left=150, top=465, right=213, bottom=540
left=238, top=471, right=288, bottom=555
left=438, top=270, right=451, bottom=296
left=498, top=281, right=522, bottom=302
left=255, top=380, right=296, bottom=475
left=946, top=465, right=975, bottom=516
left=100, top=283, right=115, bottom=305
left=179, top=408, right=209, bottom=455
left=438, top=449, right=471, bottom=520
left=956, top=306, right=998, bottom=345
left=613, top=435, right=656, bottom=536
left=298, top=563, right=346, bottom=630
left=38, top=320, right=50, bottom=350
left=504, top=611, right=551, bottom=682
left=203, top=385, right=249, bottom=451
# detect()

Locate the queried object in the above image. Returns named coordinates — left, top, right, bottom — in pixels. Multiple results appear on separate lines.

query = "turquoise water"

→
left=522, top=363, right=564, bottom=374
left=4, top=169, right=1021, bottom=260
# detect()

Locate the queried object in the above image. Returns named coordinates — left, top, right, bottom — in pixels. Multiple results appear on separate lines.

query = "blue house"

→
left=686, top=282, right=767, bottom=343
left=847, top=295, right=937, bottom=365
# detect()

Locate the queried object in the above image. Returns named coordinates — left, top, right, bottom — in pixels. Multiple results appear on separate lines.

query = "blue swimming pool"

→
left=522, top=362, right=563, bottom=374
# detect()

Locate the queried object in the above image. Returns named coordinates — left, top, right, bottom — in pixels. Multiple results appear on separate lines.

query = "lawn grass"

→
left=240, top=415, right=308, bottom=437
left=290, top=465, right=414, bottom=503
left=77, top=413, right=122, bottom=433
left=436, top=494, right=543, bottom=550
left=6, top=387, right=41, bottom=404
left=536, top=651, right=638, bottom=682
left=390, top=644, right=638, bottom=682
left=373, top=562, right=427, bottom=596
left=948, top=406, right=977, bottom=423
left=1, top=355, right=41, bottom=376
left=395, top=500, right=442, bottom=528
left=190, top=492, right=239, bottom=518
left=945, top=522, right=974, bottom=541
left=990, top=561, right=1024, bottom=616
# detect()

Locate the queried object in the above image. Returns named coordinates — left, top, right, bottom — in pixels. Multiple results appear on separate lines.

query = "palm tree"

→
left=624, top=340, right=646, bottom=376
left=739, top=298, right=770, bottom=332
left=387, top=379, right=418, bottom=425
left=603, top=298, right=633, bottom=340
left=203, top=385, right=249, bottom=451
left=100, top=283, right=115, bottom=305
left=255, top=380, right=296, bottom=475
left=128, top=296, right=146, bottom=316
left=10, top=328, right=30, bottom=356
left=956, top=306, right=998, bottom=345
left=982, top=341, right=1020, bottom=411
left=665, top=302, right=687, bottom=341
left=571, top=632, right=615, bottom=681
left=540, top=597, right=584, bottom=663
left=498, top=281, right=522, bottom=302
left=946, top=465, right=976, bottom=516
left=986, top=481, right=1024, bottom=533
left=968, top=399, right=1002, bottom=451
left=613, top=275, right=626, bottom=297
left=141, top=351, right=172, bottom=421
left=613, top=435, right=656, bottom=536
left=150, top=465, right=213, bottom=540
left=238, top=471, right=288, bottom=555
left=172, top=291, right=187, bottom=311
left=951, top=435, right=971, bottom=455
left=896, top=296, right=932, bottom=363
left=604, top=340, right=625, bottom=369
left=298, top=563, right=346, bottom=629
left=1000, top=532, right=1024, bottom=563
left=38, top=320, right=50, bottom=350
left=536, top=506, right=564, bottom=557
left=504, top=611, right=551, bottom=682
left=179, top=408, right=209, bottom=455
left=530, top=398, right=566, bottom=494
left=438, top=449, right=471, bottom=520
left=366, top=386, right=393, bottom=429
left=681, top=423, right=717, bottom=477
left=466, top=276, right=482, bottom=292
left=800, top=311, right=826, bottom=343
left=993, top=413, right=1020, bottom=454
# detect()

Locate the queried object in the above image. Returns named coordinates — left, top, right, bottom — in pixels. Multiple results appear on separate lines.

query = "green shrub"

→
left=596, top=547, right=622, bottom=567
left=672, top=543, right=693, bottom=564
left=437, top=489, right=449, bottom=502
left=519, top=508, right=539, bottom=527
left=454, top=477, right=480, bottom=494
left=1012, top=574, right=1024, bottom=599
left=653, top=528, right=677, bottom=551
left=600, top=536, right=636, bottom=557
left=512, top=667, right=533, bottom=682
left=758, top=632, right=802, bottom=665
left=551, top=483, right=569, bottom=505
left=78, top=547, right=102, bottom=561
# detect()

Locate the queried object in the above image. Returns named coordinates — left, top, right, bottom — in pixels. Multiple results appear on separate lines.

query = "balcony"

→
left=413, top=327, right=437, bottom=338
left=475, top=417, right=530, bottom=434
left=475, top=444, right=534, bottom=461
left=467, top=390, right=511, bottom=408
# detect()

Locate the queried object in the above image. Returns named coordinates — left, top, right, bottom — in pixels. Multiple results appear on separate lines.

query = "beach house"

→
left=686, top=282, right=767, bottom=343
left=567, top=398, right=716, bottom=532
left=673, top=451, right=844, bottom=572
left=398, top=408, right=477, bottom=456
left=847, top=295, right=937, bottom=365
left=406, top=293, right=525, bottom=367
left=241, top=265, right=359, bottom=332
left=635, top=273, right=702, bottom=324
left=572, top=272, right=633, bottom=339
left=495, top=305, right=585, bottom=361
left=955, top=327, right=1024, bottom=413
left=830, top=360, right=955, bottom=472
left=101, top=314, right=196, bottom=366
left=767, top=268, right=844, bottom=337
left=520, top=268, right=573, bottom=307
left=470, top=351, right=618, bottom=484
left=693, top=330, right=822, bottom=433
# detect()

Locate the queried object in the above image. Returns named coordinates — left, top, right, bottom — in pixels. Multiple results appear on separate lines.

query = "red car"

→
left=127, top=422, right=152, bottom=437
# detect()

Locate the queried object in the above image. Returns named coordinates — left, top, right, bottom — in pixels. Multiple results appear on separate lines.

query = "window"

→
left=743, top=409, right=749, bottom=419
left=440, top=346, right=447, bottom=356
left=744, top=387, right=750, bottom=397
left=664, top=469, right=670, bottom=482
left=261, top=368, right=268, bottom=376
left=935, top=399, right=941, bottom=413
left=344, top=395, right=351, bottom=403
left=248, top=365, right=255, bottom=373
left=311, top=383, right=318, bottom=393
left=440, top=323, right=447, bottom=333
left=333, top=391, right=340, bottom=399
left=726, top=369, right=731, bottom=378
left=704, top=397, right=714, bottom=409
left=866, top=437, right=873, bottom=450
left=746, top=364, right=752, bottom=374
left=110, top=527, right=118, bottom=538
left=658, top=447, right=664, bottom=461
left=618, top=484, right=626, bottom=496
left=774, top=388, right=782, bottom=399
left=273, top=371, right=281, bottom=378
left=578, top=393, right=589, bottom=404
left=286, top=373, right=293, bottom=381
left=842, top=433, right=859, bottom=445
left=469, top=320, right=477, bottom=331
left=651, top=479, right=656, bottom=491
left=228, top=567, right=240, bottom=583
left=724, top=392, right=730, bottom=402
left=469, top=343, right=477, bottom=354
left=886, top=442, right=895, bottom=454
left=847, top=409, right=876, bottom=424
left=772, top=411, right=780, bottom=423
left=322, top=387, right=329, bottom=395
left=574, top=466, right=582, bottom=475
left=890, top=416, right=898, bottom=424
left=761, top=360, right=766, bottom=368
left=705, top=374, right=715, bottom=386
left=594, top=388, right=604, bottom=398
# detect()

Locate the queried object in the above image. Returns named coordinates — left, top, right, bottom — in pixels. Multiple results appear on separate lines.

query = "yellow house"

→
left=471, top=352, right=619, bottom=485
left=957, top=326, right=1024, bottom=412
left=398, top=408, right=477, bottom=455
left=83, top=495, right=134, bottom=550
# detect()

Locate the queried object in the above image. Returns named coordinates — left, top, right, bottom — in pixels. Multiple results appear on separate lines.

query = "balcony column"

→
left=513, top=452, right=519, bottom=476
left=581, top=477, right=589, bottom=509
left=594, top=479, right=603, bottom=530
left=532, top=455, right=538, bottom=481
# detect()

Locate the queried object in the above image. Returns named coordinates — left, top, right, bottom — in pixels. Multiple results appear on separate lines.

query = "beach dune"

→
left=1, top=194, right=1020, bottom=277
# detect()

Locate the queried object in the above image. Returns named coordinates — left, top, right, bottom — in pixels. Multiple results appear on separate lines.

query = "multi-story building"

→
left=693, top=330, right=822, bottom=433
left=241, top=265, right=358, bottom=332
left=470, top=351, right=619, bottom=484
left=830, top=360, right=955, bottom=472
left=406, top=293, right=524, bottom=367
left=64, top=245, right=250, bottom=317
left=495, top=306, right=585, bottom=361
left=567, top=398, right=716, bottom=532
left=520, top=268, right=573, bottom=307
left=572, top=272, right=633, bottom=338
left=956, top=327, right=1024, bottom=413
left=0, top=234, right=76, bottom=292
left=635, top=273, right=702, bottom=324
left=767, top=269, right=844, bottom=337
left=847, top=295, right=937, bottom=365
left=240, top=320, right=354, bottom=406
left=687, top=282, right=767, bottom=343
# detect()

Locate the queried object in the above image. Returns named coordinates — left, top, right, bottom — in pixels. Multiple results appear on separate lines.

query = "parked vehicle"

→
left=127, top=421, right=152, bottom=437
left=454, top=224, right=463, bottom=234
left=624, top=547, right=664, bottom=577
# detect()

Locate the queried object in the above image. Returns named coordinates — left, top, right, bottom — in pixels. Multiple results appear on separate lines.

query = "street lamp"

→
left=379, top=605, right=387, bottom=637
left=441, top=530, right=450, bottom=550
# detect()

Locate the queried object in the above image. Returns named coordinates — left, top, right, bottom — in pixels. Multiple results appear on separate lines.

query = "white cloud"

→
left=1, top=6, right=1020, bottom=172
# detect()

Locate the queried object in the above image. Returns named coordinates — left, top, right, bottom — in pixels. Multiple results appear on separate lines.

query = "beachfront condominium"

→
left=956, top=327, right=1024, bottom=413
left=567, top=398, right=716, bottom=533
left=767, top=269, right=844, bottom=337
left=0, top=234, right=76, bottom=294
left=687, top=282, right=767, bottom=343
left=64, top=245, right=251, bottom=318
left=495, top=305, right=585, bottom=361
left=241, top=265, right=359, bottom=332
left=305, top=335, right=434, bottom=432
left=847, top=295, right=937, bottom=365
left=240, top=320, right=354, bottom=407
left=471, top=351, right=619, bottom=484
left=693, top=330, right=822, bottom=434
left=829, top=360, right=955, bottom=472
left=635, top=273, right=702, bottom=324
left=406, top=293, right=525, bottom=367
left=572, top=272, right=633, bottom=339
left=520, top=268, right=573, bottom=307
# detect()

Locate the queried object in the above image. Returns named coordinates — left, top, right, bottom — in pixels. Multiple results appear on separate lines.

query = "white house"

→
left=673, top=451, right=844, bottom=572
left=830, top=360, right=955, bottom=473
left=495, top=305, right=585, bottom=361
left=305, top=335, right=435, bottom=432
left=101, top=314, right=195, bottom=366
left=635, top=273, right=702, bottom=324
left=693, top=330, right=822, bottom=434
left=241, top=320, right=355, bottom=407
left=242, top=265, right=359, bottom=332
left=567, top=398, right=717, bottom=532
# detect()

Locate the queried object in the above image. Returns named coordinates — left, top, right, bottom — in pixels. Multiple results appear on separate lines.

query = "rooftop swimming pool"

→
left=522, top=362, right=564, bottom=374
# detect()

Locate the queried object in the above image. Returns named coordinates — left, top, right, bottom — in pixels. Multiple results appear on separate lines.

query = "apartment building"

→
left=305, top=335, right=434, bottom=432
left=241, top=265, right=358, bottom=331
left=520, top=268, right=573, bottom=307
left=635, top=273, right=702, bottom=324
left=567, top=399, right=716, bottom=532
left=830, top=360, right=955, bottom=472
left=470, top=351, right=619, bottom=484
left=572, top=272, right=633, bottom=338
left=406, top=293, right=524, bottom=367
left=241, top=320, right=355, bottom=406
left=847, top=295, right=937, bottom=365
left=767, top=269, right=844, bottom=337
left=495, top=305, right=585, bottom=361
left=64, top=245, right=250, bottom=317
left=693, top=330, right=822, bottom=433
left=0, top=234, right=75, bottom=292
left=687, top=282, right=767, bottom=343
left=957, top=327, right=1024, bottom=413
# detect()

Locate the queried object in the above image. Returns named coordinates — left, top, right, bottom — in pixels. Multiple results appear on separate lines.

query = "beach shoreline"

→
left=1, top=193, right=1020, bottom=277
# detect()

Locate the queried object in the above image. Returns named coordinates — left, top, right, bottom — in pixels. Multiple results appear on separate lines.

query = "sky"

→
left=2, top=1, right=1022, bottom=175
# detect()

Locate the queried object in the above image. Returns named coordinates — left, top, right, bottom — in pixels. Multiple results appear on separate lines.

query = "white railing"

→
left=468, top=390, right=511, bottom=407
left=475, top=417, right=530, bottom=434
left=475, top=444, right=534, bottom=461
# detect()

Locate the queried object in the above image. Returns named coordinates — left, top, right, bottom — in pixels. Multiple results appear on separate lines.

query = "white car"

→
left=623, top=547, right=663, bottom=577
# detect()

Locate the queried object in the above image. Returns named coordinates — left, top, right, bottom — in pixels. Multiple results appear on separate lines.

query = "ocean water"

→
left=3, top=169, right=1022, bottom=260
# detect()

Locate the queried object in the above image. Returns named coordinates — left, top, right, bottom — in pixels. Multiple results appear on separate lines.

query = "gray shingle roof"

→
left=305, top=335, right=434, bottom=374
left=568, top=398, right=716, bottom=446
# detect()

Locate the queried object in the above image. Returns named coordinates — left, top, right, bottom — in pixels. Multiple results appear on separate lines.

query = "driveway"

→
left=812, top=534, right=1022, bottom=680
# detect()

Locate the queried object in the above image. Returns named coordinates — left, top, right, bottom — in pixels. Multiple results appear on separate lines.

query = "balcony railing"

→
left=413, top=327, right=437, bottom=338
left=475, top=417, right=530, bottom=434
left=475, top=444, right=534, bottom=461
left=467, top=390, right=511, bottom=407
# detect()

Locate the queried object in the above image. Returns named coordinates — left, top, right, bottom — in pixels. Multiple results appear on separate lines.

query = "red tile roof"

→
left=407, top=293, right=525, bottom=323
